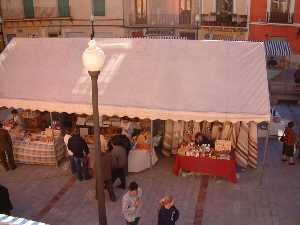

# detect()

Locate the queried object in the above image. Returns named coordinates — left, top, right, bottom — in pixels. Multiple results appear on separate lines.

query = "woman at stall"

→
left=194, top=132, right=213, bottom=147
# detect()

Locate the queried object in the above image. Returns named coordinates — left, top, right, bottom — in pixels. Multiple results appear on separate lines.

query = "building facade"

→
left=249, top=0, right=300, bottom=60
left=0, top=0, right=124, bottom=42
left=0, top=0, right=249, bottom=48
left=124, top=0, right=249, bottom=40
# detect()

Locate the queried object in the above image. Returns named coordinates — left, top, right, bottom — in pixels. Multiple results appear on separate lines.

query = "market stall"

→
left=2, top=110, right=65, bottom=166
left=0, top=38, right=270, bottom=180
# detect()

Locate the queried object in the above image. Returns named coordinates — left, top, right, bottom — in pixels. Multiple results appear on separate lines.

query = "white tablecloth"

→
left=128, top=149, right=158, bottom=173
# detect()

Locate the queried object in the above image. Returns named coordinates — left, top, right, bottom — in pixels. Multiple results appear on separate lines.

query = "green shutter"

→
left=58, top=0, right=70, bottom=17
left=93, top=0, right=105, bottom=16
left=23, top=0, right=34, bottom=18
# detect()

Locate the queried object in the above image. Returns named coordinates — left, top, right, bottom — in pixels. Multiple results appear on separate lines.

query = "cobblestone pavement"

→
left=0, top=104, right=300, bottom=225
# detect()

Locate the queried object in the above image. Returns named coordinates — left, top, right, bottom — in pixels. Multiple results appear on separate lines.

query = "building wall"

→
left=1, top=0, right=125, bottom=40
left=249, top=24, right=300, bottom=54
left=250, top=0, right=267, bottom=22
left=294, top=0, right=300, bottom=23
left=249, top=0, right=300, bottom=55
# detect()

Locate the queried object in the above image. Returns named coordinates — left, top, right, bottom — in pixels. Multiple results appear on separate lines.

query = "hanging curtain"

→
left=211, top=122, right=223, bottom=140
left=201, top=121, right=212, bottom=139
left=235, top=122, right=250, bottom=168
left=220, top=122, right=233, bottom=140
left=248, top=122, right=258, bottom=168
left=58, top=0, right=70, bottom=17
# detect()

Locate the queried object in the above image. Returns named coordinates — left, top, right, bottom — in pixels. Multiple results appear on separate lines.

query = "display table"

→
left=173, top=155, right=237, bottom=183
left=128, top=149, right=158, bottom=173
left=13, top=137, right=66, bottom=166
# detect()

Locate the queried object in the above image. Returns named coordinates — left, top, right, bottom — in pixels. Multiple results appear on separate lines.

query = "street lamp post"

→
left=195, top=14, right=200, bottom=40
left=82, top=40, right=107, bottom=225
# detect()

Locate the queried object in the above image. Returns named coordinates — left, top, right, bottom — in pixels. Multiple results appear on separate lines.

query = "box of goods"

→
left=214, top=140, right=231, bottom=153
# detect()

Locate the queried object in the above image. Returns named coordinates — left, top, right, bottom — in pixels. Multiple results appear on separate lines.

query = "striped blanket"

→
left=0, top=214, right=49, bottom=225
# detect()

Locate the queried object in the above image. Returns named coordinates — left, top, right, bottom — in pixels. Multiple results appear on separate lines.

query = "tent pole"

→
left=49, top=112, right=58, bottom=166
left=150, top=120, right=153, bottom=168
left=259, top=122, right=270, bottom=186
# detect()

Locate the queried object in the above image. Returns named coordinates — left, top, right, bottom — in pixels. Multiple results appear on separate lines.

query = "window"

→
left=216, top=0, right=233, bottom=25
left=269, top=0, right=290, bottom=23
left=216, top=0, right=233, bottom=14
left=23, top=0, right=34, bottom=18
left=93, top=0, right=105, bottom=16
left=135, top=0, right=147, bottom=24
left=58, top=0, right=70, bottom=17
left=179, top=0, right=192, bottom=24
left=271, top=0, right=290, bottom=14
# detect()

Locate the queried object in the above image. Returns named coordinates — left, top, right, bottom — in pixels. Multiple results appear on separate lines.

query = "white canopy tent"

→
left=0, top=38, right=271, bottom=183
left=0, top=38, right=270, bottom=123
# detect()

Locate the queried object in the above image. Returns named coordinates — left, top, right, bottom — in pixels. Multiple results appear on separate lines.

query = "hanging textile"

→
left=172, top=121, right=184, bottom=154
left=248, top=122, right=258, bottom=168
left=211, top=122, right=223, bottom=140
left=163, top=120, right=174, bottom=152
left=201, top=121, right=212, bottom=139
left=163, top=120, right=184, bottom=155
left=220, top=121, right=233, bottom=140
left=193, top=121, right=201, bottom=137
left=235, top=122, right=249, bottom=168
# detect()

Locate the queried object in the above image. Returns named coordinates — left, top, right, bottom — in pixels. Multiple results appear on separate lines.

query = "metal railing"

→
left=127, top=13, right=248, bottom=27
left=267, top=12, right=293, bottom=24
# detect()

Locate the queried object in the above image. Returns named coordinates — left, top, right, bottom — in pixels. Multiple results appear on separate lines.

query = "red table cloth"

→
left=173, top=155, right=237, bottom=183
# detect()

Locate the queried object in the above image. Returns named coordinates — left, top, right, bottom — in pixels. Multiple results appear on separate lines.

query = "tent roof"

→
left=0, top=38, right=270, bottom=122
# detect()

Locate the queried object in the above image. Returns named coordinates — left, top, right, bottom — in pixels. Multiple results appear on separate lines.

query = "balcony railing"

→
left=267, top=12, right=293, bottom=24
left=127, top=13, right=248, bottom=27
left=2, top=6, right=70, bottom=20
left=201, top=13, right=247, bottom=27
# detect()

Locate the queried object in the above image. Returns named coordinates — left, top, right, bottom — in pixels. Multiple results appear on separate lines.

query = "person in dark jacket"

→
left=0, top=184, right=13, bottom=215
left=0, top=123, right=16, bottom=171
left=158, top=196, right=179, bottom=225
left=294, top=65, right=300, bottom=83
left=111, top=141, right=128, bottom=189
left=95, top=151, right=116, bottom=202
left=67, top=131, right=91, bottom=181
left=109, top=128, right=132, bottom=155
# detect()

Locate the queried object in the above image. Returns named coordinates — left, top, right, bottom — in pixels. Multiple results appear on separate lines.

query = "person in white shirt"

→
left=64, top=128, right=76, bottom=174
left=122, top=181, right=142, bottom=225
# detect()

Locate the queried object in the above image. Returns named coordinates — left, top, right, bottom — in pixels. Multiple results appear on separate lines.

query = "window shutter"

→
left=93, top=0, right=105, bottom=16
left=58, top=0, right=70, bottom=17
left=23, top=0, right=34, bottom=18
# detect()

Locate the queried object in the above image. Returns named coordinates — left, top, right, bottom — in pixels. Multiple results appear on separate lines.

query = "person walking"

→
left=67, top=130, right=91, bottom=181
left=0, top=184, right=13, bottom=215
left=122, top=182, right=142, bottom=225
left=281, top=121, right=297, bottom=165
left=63, top=128, right=76, bottom=174
left=158, top=196, right=179, bottom=225
left=97, top=150, right=116, bottom=202
left=111, top=141, right=128, bottom=189
left=0, top=123, right=16, bottom=171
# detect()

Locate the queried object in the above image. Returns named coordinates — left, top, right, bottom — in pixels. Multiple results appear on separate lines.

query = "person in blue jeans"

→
left=67, top=131, right=91, bottom=181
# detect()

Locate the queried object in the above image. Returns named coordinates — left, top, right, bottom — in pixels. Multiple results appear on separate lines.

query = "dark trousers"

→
left=68, top=155, right=76, bottom=174
left=282, top=144, right=294, bottom=157
left=0, top=148, right=16, bottom=171
left=126, top=217, right=140, bottom=225
left=73, top=157, right=90, bottom=181
left=96, top=180, right=116, bottom=202
left=112, top=168, right=126, bottom=188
